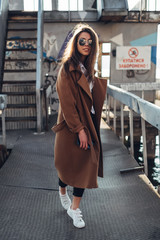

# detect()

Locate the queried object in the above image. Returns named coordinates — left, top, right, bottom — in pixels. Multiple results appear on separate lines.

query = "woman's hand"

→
left=78, top=129, right=88, bottom=150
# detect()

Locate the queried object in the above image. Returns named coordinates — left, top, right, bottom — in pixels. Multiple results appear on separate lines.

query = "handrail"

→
left=106, top=84, right=160, bottom=176
left=0, top=0, right=9, bottom=91
left=0, top=94, right=7, bottom=145
left=0, top=0, right=8, bottom=146
left=107, top=84, right=160, bottom=130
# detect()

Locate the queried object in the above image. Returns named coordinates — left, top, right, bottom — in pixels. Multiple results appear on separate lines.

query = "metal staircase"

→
left=1, top=12, right=38, bottom=130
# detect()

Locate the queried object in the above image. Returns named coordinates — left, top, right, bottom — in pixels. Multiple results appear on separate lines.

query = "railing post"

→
left=113, top=99, right=116, bottom=134
left=36, top=0, right=44, bottom=133
left=0, top=94, right=7, bottom=146
left=121, top=103, right=124, bottom=143
left=129, top=109, right=134, bottom=156
left=107, top=95, right=111, bottom=125
left=141, top=117, right=148, bottom=176
left=159, top=130, right=160, bottom=160
left=158, top=130, right=160, bottom=192
left=2, top=109, right=6, bottom=145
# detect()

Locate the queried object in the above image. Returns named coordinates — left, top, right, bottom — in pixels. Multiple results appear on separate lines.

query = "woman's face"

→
left=77, top=32, right=92, bottom=59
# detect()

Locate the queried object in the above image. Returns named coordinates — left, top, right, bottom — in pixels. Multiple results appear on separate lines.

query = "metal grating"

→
left=0, top=117, right=160, bottom=239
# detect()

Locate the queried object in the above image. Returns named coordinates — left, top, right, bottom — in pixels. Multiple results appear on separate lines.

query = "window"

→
left=44, top=0, right=52, bottom=11
left=101, top=55, right=110, bottom=78
left=128, top=0, right=160, bottom=11
left=58, top=0, right=83, bottom=11
left=128, top=0, right=141, bottom=11
left=98, top=43, right=111, bottom=78
left=24, top=0, right=52, bottom=11
left=102, top=43, right=111, bottom=53
left=147, top=0, right=160, bottom=11
left=156, top=24, right=160, bottom=79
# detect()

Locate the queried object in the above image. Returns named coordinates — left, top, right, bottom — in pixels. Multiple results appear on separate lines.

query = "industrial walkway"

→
left=0, top=115, right=160, bottom=240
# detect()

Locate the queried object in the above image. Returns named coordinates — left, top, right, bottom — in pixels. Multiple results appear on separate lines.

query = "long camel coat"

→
left=52, top=63, right=107, bottom=188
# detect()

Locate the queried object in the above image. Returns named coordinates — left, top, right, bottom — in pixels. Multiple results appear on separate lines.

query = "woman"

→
left=52, top=23, right=107, bottom=228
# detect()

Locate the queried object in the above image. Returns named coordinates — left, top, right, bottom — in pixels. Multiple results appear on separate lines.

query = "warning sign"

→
left=116, top=46, right=151, bottom=70
left=128, top=47, right=139, bottom=58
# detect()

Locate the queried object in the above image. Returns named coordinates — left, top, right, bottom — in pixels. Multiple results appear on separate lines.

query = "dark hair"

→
left=62, top=23, right=99, bottom=82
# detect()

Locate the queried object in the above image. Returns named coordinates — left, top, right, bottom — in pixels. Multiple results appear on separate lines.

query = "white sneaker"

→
left=67, top=207, right=85, bottom=228
left=59, top=187, right=71, bottom=210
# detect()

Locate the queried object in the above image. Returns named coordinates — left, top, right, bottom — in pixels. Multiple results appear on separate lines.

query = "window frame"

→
left=98, top=42, right=111, bottom=79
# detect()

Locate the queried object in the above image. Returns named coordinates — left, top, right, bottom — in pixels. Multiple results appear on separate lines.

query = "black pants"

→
left=59, top=178, right=84, bottom=197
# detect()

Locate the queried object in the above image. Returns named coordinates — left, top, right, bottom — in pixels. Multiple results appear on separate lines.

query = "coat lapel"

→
left=77, top=74, right=93, bottom=101
left=69, top=64, right=93, bottom=102
left=92, top=77, right=107, bottom=118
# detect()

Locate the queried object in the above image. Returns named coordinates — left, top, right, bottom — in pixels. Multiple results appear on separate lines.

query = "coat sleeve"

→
left=56, top=67, right=84, bottom=133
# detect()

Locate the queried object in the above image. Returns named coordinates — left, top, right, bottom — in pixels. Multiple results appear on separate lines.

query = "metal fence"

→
left=106, top=84, right=160, bottom=176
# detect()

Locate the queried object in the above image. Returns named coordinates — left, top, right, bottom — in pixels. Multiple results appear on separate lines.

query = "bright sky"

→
left=23, top=0, right=160, bottom=12
left=23, top=0, right=82, bottom=11
left=128, top=0, right=160, bottom=10
left=58, top=0, right=83, bottom=11
left=24, top=0, right=52, bottom=11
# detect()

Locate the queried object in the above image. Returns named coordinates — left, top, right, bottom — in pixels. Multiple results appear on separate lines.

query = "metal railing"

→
left=106, top=84, right=160, bottom=176
left=0, top=94, right=7, bottom=145
left=0, top=0, right=8, bottom=146
left=0, top=0, right=9, bottom=92
left=36, top=0, right=44, bottom=132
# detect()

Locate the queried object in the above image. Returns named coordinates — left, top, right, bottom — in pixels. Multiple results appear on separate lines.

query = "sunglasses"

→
left=78, top=38, right=93, bottom=46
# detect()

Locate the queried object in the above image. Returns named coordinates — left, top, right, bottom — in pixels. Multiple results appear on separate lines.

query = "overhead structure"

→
left=99, top=0, right=128, bottom=21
